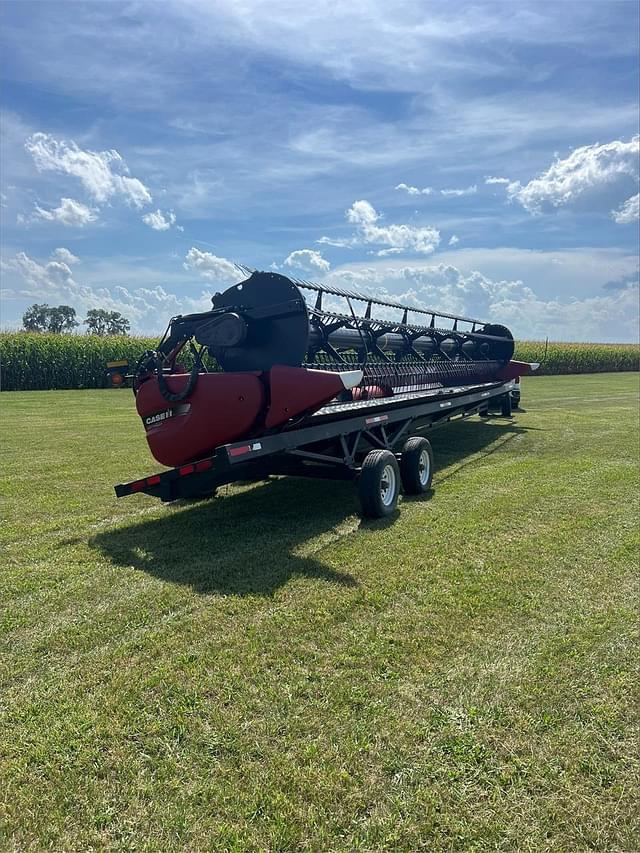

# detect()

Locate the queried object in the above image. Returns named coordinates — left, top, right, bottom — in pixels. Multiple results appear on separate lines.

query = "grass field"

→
left=1, top=374, right=639, bottom=851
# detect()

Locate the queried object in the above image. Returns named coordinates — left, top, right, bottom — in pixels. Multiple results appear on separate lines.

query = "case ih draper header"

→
left=116, top=271, right=536, bottom=518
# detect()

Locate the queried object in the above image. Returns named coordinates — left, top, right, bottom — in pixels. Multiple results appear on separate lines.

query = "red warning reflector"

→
left=146, top=475, right=161, bottom=485
left=195, top=459, right=213, bottom=472
left=131, top=480, right=145, bottom=492
left=229, top=445, right=251, bottom=457
left=179, top=464, right=195, bottom=476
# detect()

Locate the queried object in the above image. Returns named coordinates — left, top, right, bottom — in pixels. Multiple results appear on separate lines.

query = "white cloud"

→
left=440, top=185, right=477, bottom=197
left=485, top=176, right=510, bottom=185
left=284, top=248, right=330, bottom=273
left=508, top=136, right=639, bottom=214
left=51, top=247, right=80, bottom=265
left=3, top=249, right=210, bottom=332
left=395, top=182, right=433, bottom=196
left=183, top=247, right=238, bottom=282
left=25, top=132, right=152, bottom=208
left=346, top=200, right=440, bottom=255
left=316, top=236, right=354, bottom=248
left=32, top=197, right=98, bottom=227
left=325, top=261, right=639, bottom=343
left=612, top=192, right=639, bottom=224
left=449, top=235, right=460, bottom=246
left=142, top=209, right=177, bottom=231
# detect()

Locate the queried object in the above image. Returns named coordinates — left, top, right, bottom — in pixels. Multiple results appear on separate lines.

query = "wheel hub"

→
left=380, top=463, right=397, bottom=507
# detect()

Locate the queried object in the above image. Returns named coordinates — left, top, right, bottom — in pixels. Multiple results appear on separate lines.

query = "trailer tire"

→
left=358, top=450, right=400, bottom=518
left=400, top=437, right=434, bottom=495
left=501, top=393, right=512, bottom=418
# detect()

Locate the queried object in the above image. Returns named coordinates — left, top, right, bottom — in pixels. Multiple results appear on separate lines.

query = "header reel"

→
left=134, top=271, right=514, bottom=401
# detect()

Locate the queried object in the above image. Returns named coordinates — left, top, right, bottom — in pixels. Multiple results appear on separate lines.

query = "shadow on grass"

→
left=92, top=418, right=529, bottom=596
left=92, top=476, right=360, bottom=596
left=428, top=416, right=532, bottom=485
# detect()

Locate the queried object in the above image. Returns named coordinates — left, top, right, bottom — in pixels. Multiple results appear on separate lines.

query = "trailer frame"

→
left=115, top=378, right=516, bottom=516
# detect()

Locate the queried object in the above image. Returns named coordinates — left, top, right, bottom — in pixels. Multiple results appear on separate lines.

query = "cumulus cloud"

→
left=440, top=185, right=477, bottom=197
left=325, top=262, right=639, bottom=342
left=25, top=132, right=152, bottom=208
left=142, top=209, right=178, bottom=231
left=449, top=235, right=459, bottom=246
left=9, top=250, right=79, bottom=297
left=346, top=200, right=440, bottom=255
left=183, top=247, right=238, bottom=282
left=32, top=197, right=98, bottom=227
left=51, top=247, right=80, bottom=265
left=3, top=248, right=210, bottom=332
left=395, top=182, right=433, bottom=196
left=508, top=136, right=639, bottom=214
left=612, top=193, right=639, bottom=224
left=283, top=248, right=330, bottom=273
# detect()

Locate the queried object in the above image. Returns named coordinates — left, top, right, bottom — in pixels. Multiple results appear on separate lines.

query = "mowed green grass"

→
left=1, top=374, right=638, bottom=851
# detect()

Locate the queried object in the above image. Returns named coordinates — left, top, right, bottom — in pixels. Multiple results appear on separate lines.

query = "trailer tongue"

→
left=116, top=271, right=536, bottom=518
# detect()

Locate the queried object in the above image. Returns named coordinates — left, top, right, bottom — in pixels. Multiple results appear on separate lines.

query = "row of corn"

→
left=0, top=332, right=638, bottom=391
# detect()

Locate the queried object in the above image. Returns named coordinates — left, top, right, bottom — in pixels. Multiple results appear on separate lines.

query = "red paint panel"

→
left=495, top=361, right=536, bottom=380
left=265, top=366, right=346, bottom=428
left=136, top=373, right=265, bottom=467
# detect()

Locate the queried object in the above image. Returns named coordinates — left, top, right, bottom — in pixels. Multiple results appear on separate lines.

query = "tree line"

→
left=22, top=304, right=130, bottom=336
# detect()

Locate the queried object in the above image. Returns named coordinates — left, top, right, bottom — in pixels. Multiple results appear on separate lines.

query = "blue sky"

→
left=1, top=0, right=638, bottom=341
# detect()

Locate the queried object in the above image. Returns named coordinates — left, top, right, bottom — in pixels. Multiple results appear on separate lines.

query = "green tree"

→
left=47, top=305, right=78, bottom=333
left=84, top=309, right=130, bottom=336
left=22, top=303, right=78, bottom=333
left=22, top=303, right=51, bottom=332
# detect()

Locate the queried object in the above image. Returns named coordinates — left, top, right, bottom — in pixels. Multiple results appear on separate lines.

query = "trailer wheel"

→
left=400, top=437, right=434, bottom=495
left=358, top=450, right=400, bottom=518
left=500, top=393, right=513, bottom=417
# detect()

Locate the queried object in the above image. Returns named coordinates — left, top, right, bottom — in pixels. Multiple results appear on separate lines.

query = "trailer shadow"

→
left=92, top=418, right=530, bottom=596
left=92, top=476, right=362, bottom=596
left=428, top=416, right=532, bottom=484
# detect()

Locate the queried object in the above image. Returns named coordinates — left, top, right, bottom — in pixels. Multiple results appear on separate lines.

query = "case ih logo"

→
left=142, top=404, right=190, bottom=429
left=143, top=408, right=174, bottom=428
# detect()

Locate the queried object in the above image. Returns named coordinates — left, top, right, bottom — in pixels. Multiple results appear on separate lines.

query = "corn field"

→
left=514, top=340, right=639, bottom=375
left=0, top=332, right=638, bottom=391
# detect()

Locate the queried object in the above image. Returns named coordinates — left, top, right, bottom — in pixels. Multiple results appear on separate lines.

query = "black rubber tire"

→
left=358, top=449, right=400, bottom=519
left=400, top=437, right=434, bottom=495
left=501, top=393, right=513, bottom=417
